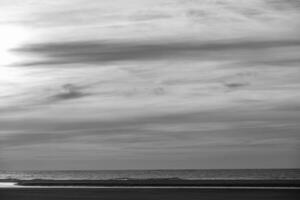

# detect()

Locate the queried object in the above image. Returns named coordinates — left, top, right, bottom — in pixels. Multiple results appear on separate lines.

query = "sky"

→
left=0, top=0, right=300, bottom=170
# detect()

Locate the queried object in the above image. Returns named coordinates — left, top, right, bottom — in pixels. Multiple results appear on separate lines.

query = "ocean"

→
left=1, top=169, right=300, bottom=181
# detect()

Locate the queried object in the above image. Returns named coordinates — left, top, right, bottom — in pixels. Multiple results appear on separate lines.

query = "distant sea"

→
left=1, top=169, right=300, bottom=181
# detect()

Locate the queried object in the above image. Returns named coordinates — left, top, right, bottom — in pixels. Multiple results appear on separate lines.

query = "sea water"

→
left=1, top=169, right=300, bottom=181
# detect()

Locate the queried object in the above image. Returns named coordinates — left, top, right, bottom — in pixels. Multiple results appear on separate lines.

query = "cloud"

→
left=1, top=0, right=300, bottom=169
left=128, top=11, right=172, bottom=21
left=267, top=0, right=300, bottom=10
left=51, top=84, right=87, bottom=101
left=224, top=82, right=250, bottom=90
left=14, top=39, right=300, bottom=66
left=244, top=58, right=300, bottom=67
left=1, top=104, right=299, bottom=148
left=0, top=83, right=90, bottom=114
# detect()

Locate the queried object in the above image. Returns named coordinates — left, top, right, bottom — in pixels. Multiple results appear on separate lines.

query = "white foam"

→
left=0, top=182, right=17, bottom=188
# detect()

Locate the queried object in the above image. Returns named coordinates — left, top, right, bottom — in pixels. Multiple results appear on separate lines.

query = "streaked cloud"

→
left=0, top=0, right=299, bottom=169
left=13, top=39, right=300, bottom=66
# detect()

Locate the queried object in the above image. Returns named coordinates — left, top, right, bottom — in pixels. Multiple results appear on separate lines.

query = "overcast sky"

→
left=0, top=0, right=300, bottom=170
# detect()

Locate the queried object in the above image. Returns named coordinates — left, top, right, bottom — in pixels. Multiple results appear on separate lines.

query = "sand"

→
left=13, top=179, right=300, bottom=187
left=1, top=188, right=299, bottom=200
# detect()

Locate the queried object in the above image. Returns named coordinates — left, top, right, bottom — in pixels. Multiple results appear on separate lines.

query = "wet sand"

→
left=14, top=179, right=300, bottom=187
left=1, top=188, right=300, bottom=200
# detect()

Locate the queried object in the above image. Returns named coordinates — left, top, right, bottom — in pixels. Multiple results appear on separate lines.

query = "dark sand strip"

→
left=1, top=188, right=300, bottom=200
left=14, top=179, right=300, bottom=187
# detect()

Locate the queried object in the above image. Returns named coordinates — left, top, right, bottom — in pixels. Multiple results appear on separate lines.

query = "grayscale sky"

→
left=0, top=0, right=300, bottom=170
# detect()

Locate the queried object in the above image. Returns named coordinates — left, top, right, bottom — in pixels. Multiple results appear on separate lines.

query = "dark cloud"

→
left=186, top=9, right=210, bottom=19
left=40, top=83, right=91, bottom=107
left=267, top=0, right=300, bottom=10
left=51, top=84, right=87, bottom=101
left=14, top=39, right=300, bottom=67
left=244, top=58, right=300, bottom=67
left=0, top=132, right=69, bottom=148
left=0, top=84, right=90, bottom=114
left=224, top=82, right=250, bottom=89
left=2, top=117, right=299, bottom=149
left=0, top=125, right=180, bottom=148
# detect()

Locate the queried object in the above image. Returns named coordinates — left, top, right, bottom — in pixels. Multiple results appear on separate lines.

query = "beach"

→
left=1, top=170, right=299, bottom=199
left=1, top=188, right=300, bottom=200
left=0, top=170, right=300, bottom=200
left=1, top=179, right=300, bottom=200
left=12, top=179, right=300, bottom=187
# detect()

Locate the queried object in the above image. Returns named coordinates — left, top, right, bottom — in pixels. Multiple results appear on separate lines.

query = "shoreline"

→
left=1, top=179, right=300, bottom=187
left=1, top=184, right=300, bottom=189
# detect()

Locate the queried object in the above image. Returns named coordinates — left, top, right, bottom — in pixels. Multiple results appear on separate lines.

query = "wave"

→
left=1, top=178, right=300, bottom=188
